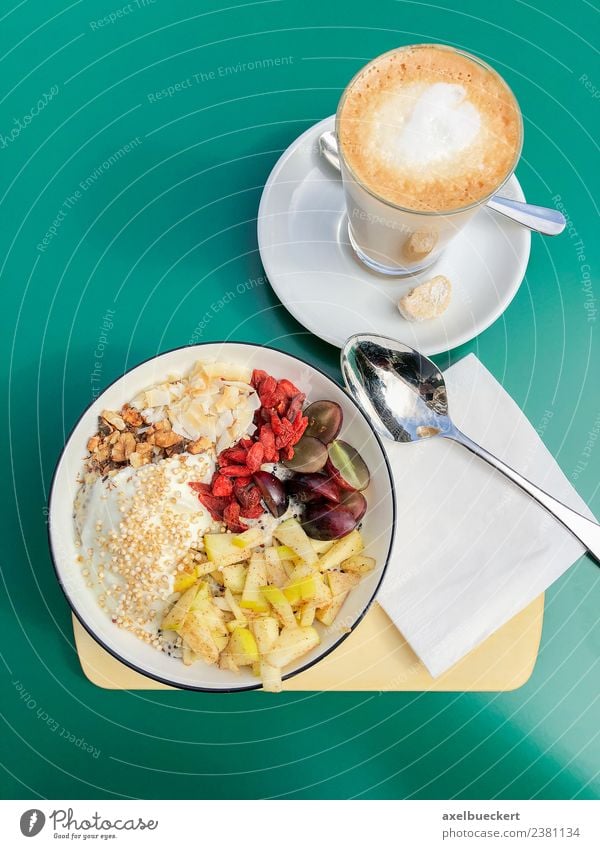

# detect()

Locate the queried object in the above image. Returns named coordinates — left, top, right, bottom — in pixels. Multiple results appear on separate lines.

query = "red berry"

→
left=219, top=465, right=253, bottom=477
left=223, top=501, right=248, bottom=533
left=246, top=442, right=265, bottom=473
left=211, top=474, right=233, bottom=497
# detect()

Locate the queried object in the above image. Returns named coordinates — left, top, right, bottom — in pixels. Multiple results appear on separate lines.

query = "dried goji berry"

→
left=258, top=375, right=277, bottom=404
left=290, top=414, right=308, bottom=444
left=235, top=482, right=261, bottom=509
left=219, top=464, right=253, bottom=477
left=211, top=474, right=233, bottom=497
left=259, top=425, right=277, bottom=461
left=245, top=442, right=265, bottom=473
left=218, top=447, right=247, bottom=466
left=223, top=501, right=248, bottom=533
left=286, top=393, right=304, bottom=423
left=274, top=416, right=294, bottom=448
left=239, top=503, right=264, bottom=519
left=251, top=369, right=269, bottom=390
left=196, top=493, right=231, bottom=521
left=270, top=412, right=284, bottom=435
left=281, top=443, right=294, bottom=460
left=235, top=476, right=252, bottom=487
left=189, top=481, right=212, bottom=495
left=239, top=437, right=254, bottom=449
left=277, top=378, right=302, bottom=398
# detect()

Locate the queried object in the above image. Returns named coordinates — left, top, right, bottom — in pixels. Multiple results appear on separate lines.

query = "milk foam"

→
left=338, top=45, right=522, bottom=211
left=374, top=82, right=482, bottom=171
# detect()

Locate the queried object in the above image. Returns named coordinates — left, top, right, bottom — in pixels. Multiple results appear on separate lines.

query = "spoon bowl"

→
left=341, top=333, right=600, bottom=563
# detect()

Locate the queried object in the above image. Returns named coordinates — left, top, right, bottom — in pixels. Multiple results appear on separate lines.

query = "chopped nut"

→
left=136, top=442, right=153, bottom=457
left=102, top=410, right=126, bottom=431
left=121, top=432, right=137, bottom=458
left=111, top=441, right=126, bottom=462
left=122, top=406, right=144, bottom=427
left=87, top=436, right=100, bottom=452
left=94, top=446, right=110, bottom=464
left=154, top=419, right=172, bottom=432
left=129, top=451, right=149, bottom=469
left=188, top=436, right=211, bottom=454
left=154, top=430, right=182, bottom=448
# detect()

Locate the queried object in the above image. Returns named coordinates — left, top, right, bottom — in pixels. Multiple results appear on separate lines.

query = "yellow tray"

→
left=73, top=595, right=543, bottom=692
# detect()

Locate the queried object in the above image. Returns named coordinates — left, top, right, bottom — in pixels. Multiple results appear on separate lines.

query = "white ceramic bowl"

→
left=49, top=343, right=396, bottom=691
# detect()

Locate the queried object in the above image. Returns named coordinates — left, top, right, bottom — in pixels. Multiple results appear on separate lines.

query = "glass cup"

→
left=335, top=45, right=524, bottom=277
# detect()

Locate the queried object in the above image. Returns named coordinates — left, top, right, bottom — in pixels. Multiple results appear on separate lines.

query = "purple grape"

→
left=252, top=471, right=288, bottom=518
left=303, top=400, right=343, bottom=444
left=326, top=440, right=370, bottom=491
left=339, top=489, right=367, bottom=522
left=286, top=473, right=341, bottom=504
left=282, top=436, right=328, bottom=474
left=302, top=502, right=358, bottom=541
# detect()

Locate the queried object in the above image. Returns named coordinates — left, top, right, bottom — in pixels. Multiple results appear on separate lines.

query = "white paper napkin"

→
left=378, top=353, right=595, bottom=677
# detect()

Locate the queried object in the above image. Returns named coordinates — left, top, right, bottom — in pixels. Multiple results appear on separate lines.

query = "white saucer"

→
left=257, top=116, right=531, bottom=354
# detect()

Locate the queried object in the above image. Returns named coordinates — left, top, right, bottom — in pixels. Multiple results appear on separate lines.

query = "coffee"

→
left=338, top=45, right=522, bottom=213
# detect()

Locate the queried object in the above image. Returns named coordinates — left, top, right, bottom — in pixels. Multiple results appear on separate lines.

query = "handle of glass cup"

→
left=318, top=130, right=566, bottom=237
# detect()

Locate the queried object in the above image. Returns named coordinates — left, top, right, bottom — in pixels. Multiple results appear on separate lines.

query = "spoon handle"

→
left=446, top=427, right=600, bottom=562
left=318, top=131, right=566, bottom=237
left=485, top=196, right=566, bottom=236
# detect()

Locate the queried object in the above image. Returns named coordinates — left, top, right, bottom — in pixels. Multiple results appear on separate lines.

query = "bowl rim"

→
left=48, top=341, right=397, bottom=692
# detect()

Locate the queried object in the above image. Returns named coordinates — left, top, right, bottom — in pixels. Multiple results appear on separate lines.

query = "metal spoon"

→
left=341, top=333, right=600, bottom=560
left=320, top=131, right=566, bottom=237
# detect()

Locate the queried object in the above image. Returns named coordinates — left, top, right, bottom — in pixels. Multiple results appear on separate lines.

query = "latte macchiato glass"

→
left=336, top=44, right=523, bottom=275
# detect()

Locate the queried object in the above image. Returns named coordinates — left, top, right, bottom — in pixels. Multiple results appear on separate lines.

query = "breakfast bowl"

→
left=49, top=342, right=396, bottom=692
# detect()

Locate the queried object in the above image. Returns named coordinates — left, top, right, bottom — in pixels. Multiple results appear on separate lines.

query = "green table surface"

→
left=2, top=0, right=599, bottom=800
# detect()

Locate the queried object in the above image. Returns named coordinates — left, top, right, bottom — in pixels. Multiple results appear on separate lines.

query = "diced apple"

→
left=265, top=626, right=320, bottom=669
left=188, top=581, right=211, bottom=611
left=219, top=651, right=239, bottom=673
left=173, top=565, right=198, bottom=593
left=240, top=553, right=269, bottom=612
left=197, top=560, right=218, bottom=577
left=251, top=616, right=280, bottom=654
left=179, top=612, right=220, bottom=664
left=299, top=602, right=316, bottom=627
left=273, top=519, right=318, bottom=566
left=327, top=570, right=361, bottom=596
left=264, top=548, right=288, bottom=587
left=315, top=595, right=347, bottom=627
left=276, top=545, right=299, bottom=561
left=341, top=554, right=376, bottom=575
left=204, top=533, right=253, bottom=567
left=317, top=530, right=364, bottom=571
left=182, top=643, right=200, bottom=666
left=261, top=662, right=282, bottom=693
left=224, top=627, right=259, bottom=666
left=224, top=588, right=246, bottom=623
left=160, top=582, right=203, bottom=631
left=315, top=570, right=360, bottom=626
left=283, top=572, right=318, bottom=606
left=232, top=527, right=264, bottom=549
left=222, top=563, right=248, bottom=594
left=260, top=585, right=297, bottom=629
left=310, top=538, right=334, bottom=555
